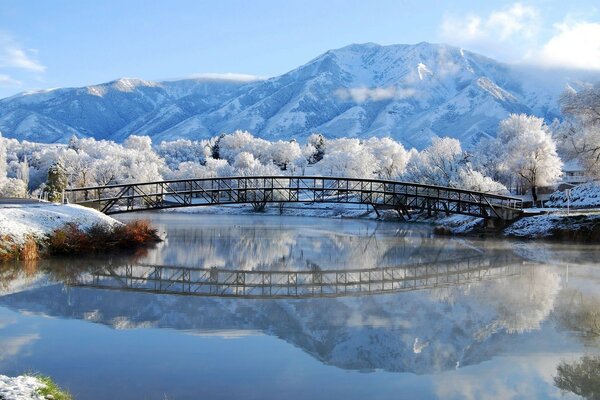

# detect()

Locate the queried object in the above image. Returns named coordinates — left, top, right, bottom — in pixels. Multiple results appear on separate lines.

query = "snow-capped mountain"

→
left=1, top=42, right=598, bottom=148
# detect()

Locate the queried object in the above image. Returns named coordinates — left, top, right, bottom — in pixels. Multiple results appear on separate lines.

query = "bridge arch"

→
left=64, top=176, right=523, bottom=220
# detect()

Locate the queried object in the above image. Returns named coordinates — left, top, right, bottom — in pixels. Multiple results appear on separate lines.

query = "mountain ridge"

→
left=1, top=42, right=598, bottom=148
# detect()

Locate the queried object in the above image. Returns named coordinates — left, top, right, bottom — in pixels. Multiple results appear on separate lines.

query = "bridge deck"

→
left=64, top=176, right=523, bottom=220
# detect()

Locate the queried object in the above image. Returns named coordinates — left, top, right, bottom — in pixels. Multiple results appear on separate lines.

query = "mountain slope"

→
left=0, top=42, right=597, bottom=148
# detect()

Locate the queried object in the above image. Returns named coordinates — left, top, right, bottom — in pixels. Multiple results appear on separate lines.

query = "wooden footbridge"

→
left=69, top=254, right=524, bottom=299
left=64, top=176, right=523, bottom=220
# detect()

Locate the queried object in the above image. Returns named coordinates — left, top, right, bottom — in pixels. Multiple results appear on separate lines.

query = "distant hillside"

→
left=1, top=42, right=598, bottom=148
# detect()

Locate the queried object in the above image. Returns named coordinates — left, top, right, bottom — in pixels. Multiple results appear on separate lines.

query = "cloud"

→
left=0, top=334, right=40, bottom=362
left=440, top=3, right=540, bottom=62
left=335, top=86, right=416, bottom=103
left=1, top=47, right=45, bottom=72
left=189, top=72, right=265, bottom=82
left=535, top=21, right=600, bottom=70
left=0, top=73, right=21, bottom=86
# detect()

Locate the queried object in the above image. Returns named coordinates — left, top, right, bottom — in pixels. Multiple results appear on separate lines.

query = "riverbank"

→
left=0, top=202, right=161, bottom=261
left=0, top=374, right=71, bottom=400
left=432, top=211, right=600, bottom=242
left=162, top=203, right=600, bottom=242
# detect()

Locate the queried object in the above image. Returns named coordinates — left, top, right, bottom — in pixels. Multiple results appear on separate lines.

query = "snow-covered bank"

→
left=0, top=202, right=120, bottom=245
left=504, top=213, right=600, bottom=239
left=0, top=202, right=160, bottom=261
left=163, top=202, right=379, bottom=219
left=0, top=375, right=45, bottom=400
left=546, top=182, right=600, bottom=208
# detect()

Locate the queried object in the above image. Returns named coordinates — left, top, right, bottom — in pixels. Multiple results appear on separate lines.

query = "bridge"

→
left=69, top=255, right=525, bottom=299
left=64, top=176, right=523, bottom=220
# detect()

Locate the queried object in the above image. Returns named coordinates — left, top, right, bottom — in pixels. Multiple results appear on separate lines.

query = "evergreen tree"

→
left=308, top=133, right=326, bottom=164
left=46, top=160, right=68, bottom=202
left=211, top=134, right=225, bottom=159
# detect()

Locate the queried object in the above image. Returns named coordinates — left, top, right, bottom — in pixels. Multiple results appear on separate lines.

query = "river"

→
left=1, top=213, right=599, bottom=399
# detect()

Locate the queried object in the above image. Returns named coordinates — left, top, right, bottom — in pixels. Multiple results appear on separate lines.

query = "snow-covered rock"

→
left=0, top=375, right=45, bottom=400
left=1, top=42, right=598, bottom=148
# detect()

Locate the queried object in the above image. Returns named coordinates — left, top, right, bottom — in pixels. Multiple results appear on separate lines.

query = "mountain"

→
left=1, top=42, right=598, bottom=148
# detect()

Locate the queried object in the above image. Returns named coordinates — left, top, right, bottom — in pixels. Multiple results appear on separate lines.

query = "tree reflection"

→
left=554, top=355, right=600, bottom=399
left=555, top=289, right=600, bottom=337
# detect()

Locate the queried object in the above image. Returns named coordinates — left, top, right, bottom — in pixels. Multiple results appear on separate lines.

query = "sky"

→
left=0, top=0, right=599, bottom=98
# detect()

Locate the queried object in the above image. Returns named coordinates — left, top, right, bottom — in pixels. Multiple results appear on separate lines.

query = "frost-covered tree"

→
left=0, top=178, right=27, bottom=198
left=218, top=131, right=272, bottom=164
left=307, top=133, right=326, bottom=163
left=404, top=137, right=466, bottom=186
left=16, top=156, right=30, bottom=188
left=449, top=167, right=508, bottom=194
left=364, top=137, right=411, bottom=179
left=558, top=84, right=600, bottom=179
left=0, top=132, right=7, bottom=180
left=269, top=140, right=302, bottom=171
left=157, top=139, right=206, bottom=169
left=318, top=147, right=376, bottom=178
left=45, top=160, right=68, bottom=202
left=233, top=152, right=259, bottom=170
left=497, top=114, right=563, bottom=203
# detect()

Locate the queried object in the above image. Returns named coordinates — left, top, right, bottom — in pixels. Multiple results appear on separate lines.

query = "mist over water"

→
left=1, top=213, right=599, bottom=399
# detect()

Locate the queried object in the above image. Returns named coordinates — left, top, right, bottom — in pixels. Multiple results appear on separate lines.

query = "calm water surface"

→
left=1, top=212, right=600, bottom=399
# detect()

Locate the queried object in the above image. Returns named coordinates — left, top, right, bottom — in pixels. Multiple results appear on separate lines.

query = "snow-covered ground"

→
left=546, top=182, right=600, bottom=208
left=504, top=213, right=600, bottom=238
left=0, top=202, right=121, bottom=244
left=0, top=375, right=45, bottom=400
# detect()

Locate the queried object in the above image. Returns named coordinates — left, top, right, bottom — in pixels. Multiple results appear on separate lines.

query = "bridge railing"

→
left=64, top=176, right=523, bottom=219
left=70, top=254, right=525, bottom=298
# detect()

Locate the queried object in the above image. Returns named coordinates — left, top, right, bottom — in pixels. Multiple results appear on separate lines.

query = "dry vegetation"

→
left=0, top=220, right=161, bottom=261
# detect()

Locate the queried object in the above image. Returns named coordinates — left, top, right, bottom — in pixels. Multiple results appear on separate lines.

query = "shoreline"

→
left=0, top=203, right=161, bottom=262
left=2, top=203, right=599, bottom=264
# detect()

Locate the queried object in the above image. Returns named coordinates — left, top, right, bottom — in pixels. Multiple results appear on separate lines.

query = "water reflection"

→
left=0, top=214, right=600, bottom=398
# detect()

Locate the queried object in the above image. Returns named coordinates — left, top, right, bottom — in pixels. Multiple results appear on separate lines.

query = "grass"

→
left=28, top=374, right=72, bottom=400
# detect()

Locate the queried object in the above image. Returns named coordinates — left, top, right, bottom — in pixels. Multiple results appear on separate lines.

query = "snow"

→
left=2, top=42, right=597, bottom=147
left=504, top=212, right=600, bottom=238
left=546, top=182, right=600, bottom=208
left=0, top=202, right=121, bottom=244
left=417, top=63, right=433, bottom=80
left=0, top=375, right=45, bottom=400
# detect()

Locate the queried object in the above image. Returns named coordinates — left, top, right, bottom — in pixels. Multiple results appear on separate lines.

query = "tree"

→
left=45, top=160, right=68, bottom=202
left=554, top=355, right=600, bottom=399
left=558, top=84, right=600, bottom=179
left=0, top=131, right=6, bottom=180
left=364, top=137, right=411, bottom=179
left=497, top=114, right=563, bottom=204
left=404, top=137, right=466, bottom=186
left=211, top=134, right=225, bottom=160
left=269, top=140, right=302, bottom=170
left=307, top=133, right=326, bottom=163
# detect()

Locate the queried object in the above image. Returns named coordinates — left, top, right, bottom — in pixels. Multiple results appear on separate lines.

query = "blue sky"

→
left=0, top=0, right=599, bottom=98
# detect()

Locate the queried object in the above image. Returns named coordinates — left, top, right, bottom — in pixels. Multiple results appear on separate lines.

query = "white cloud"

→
left=0, top=334, right=40, bottom=362
left=189, top=72, right=265, bottom=82
left=535, top=21, right=600, bottom=70
left=440, top=3, right=540, bottom=62
left=440, top=3, right=600, bottom=71
left=335, top=86, right=416, bottom=103
left=1, top=47, right=45, bottom=72
left=0, top=32, right=45, bottom=73
left=0, top=73, right=21, bottom=86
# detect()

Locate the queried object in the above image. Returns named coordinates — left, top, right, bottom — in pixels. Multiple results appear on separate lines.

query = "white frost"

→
left=0, top=203, right=122, bottom=244
left=0, top=375, right=46, bottom=400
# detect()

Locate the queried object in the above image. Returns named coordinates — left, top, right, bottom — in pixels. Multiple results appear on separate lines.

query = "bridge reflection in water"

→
left=71, top=255, right=524, bottom=298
